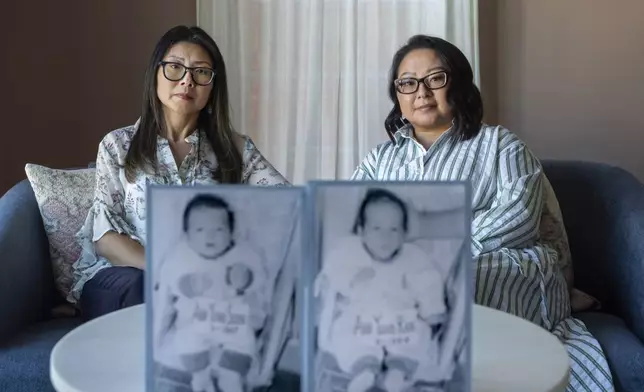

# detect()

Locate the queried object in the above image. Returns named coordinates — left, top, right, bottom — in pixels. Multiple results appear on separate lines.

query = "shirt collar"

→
left=133, top=116, right=200, bottom=146
left=185, top=130, right=200, bottom=145
left=154, top=131, right=200, bottom=147
left=392, top=119, right=456, bottom=146
left=392, top=123, right=414, bottom=145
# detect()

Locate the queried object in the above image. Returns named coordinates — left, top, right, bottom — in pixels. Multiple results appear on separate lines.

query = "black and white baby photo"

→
left=147, top=187, right=302, bottom=392
left=308, top=183, right=470, bottom=392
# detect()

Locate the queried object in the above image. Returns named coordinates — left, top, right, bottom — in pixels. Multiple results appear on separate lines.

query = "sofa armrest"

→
left=543, top=161, right=644, bottom=343
left=576, top=312, right=644, bottom=392
left=0, top=179, right=56, bottom=342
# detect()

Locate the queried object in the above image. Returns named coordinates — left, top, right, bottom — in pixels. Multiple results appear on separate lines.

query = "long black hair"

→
left=125, top=25, right=243, bottom=183
left=384, top=35, right=483, bottom=142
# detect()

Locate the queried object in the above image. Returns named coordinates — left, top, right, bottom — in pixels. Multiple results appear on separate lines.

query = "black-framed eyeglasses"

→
left=394, top=71, right=448, bottom=94
left=159, top=61, right=216, bottom=86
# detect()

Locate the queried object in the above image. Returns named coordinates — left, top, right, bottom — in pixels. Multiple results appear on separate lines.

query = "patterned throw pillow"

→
left=24, top=164, right=95, bottom=301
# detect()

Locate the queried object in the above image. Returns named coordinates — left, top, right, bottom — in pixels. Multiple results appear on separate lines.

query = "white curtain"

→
left=197, top=0, right=479, bottom=184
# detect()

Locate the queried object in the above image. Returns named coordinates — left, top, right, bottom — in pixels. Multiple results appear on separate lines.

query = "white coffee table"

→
left=50, top=305, right=144, bottom=392
left=471, top=306, right=569, bottom=392
left=50, top=304, right=569, bottom=392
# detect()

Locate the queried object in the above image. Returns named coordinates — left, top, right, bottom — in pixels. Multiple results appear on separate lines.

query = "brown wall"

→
left=479, top=0, right=644, bottom=180
left=0, top=0, right=196, bottom=194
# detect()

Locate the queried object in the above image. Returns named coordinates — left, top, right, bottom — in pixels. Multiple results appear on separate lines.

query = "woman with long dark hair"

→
left=351, top=35, right=613, bottom=391
left=71, top=25, right=288, bottom=321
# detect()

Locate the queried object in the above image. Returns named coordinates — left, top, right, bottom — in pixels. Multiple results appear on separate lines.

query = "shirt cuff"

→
left=91, top=203, right=140, bottom=243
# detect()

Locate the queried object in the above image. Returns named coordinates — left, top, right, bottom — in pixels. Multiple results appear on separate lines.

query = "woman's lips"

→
left=416, top=104, right=436, bottom=111
left=174, top=93, right=193, bottom=100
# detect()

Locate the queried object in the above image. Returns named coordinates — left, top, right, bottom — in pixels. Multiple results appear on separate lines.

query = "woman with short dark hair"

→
left=351, top=35, right=614, bottom=391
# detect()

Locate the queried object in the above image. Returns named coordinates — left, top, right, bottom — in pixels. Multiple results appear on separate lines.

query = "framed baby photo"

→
left=145, top=185, right=303, bottom=392
left=301, top=181, right=472, bottom=392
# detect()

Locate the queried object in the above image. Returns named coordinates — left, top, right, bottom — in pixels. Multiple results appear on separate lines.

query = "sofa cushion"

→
left=24, top=164, right=95, bottom=302
left=0, top=317, right=81, bottom=392
left=541, top=175, right=600, bottom=312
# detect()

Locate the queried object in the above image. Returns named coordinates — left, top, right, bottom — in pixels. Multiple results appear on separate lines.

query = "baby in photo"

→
left=155, top=194, right=269, bottom=392
left=315, top=188, right=447, bottom=392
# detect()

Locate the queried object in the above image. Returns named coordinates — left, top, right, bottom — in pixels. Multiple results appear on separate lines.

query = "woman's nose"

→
left=417, top=82, right=432, bottom=98
left=180, top=71, right=195, bottom=87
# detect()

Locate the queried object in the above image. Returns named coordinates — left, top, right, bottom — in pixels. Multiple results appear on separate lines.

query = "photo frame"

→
left=145, top=185, right=303, bottom=392
left=301, top=181, right=472, bottom=392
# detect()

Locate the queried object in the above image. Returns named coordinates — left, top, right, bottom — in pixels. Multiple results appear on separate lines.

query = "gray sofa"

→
left=1, top=160, right=643, bottom=392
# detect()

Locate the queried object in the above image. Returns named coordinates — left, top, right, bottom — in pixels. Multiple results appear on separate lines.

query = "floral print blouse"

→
left=69, top=120, right=289, bottom=303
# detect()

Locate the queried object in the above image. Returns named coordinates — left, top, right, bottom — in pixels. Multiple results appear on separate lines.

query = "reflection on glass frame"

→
left=301, top=181, right=472, bottom=392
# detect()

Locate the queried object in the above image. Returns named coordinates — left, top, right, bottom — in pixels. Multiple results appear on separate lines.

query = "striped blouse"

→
left=350, top=123, right=614, bottom=391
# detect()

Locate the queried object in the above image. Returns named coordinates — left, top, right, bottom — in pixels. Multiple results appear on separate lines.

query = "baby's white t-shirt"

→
left=316, top=236, right=446, bottom=349
left=156, top=238, right=269, bottom=335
